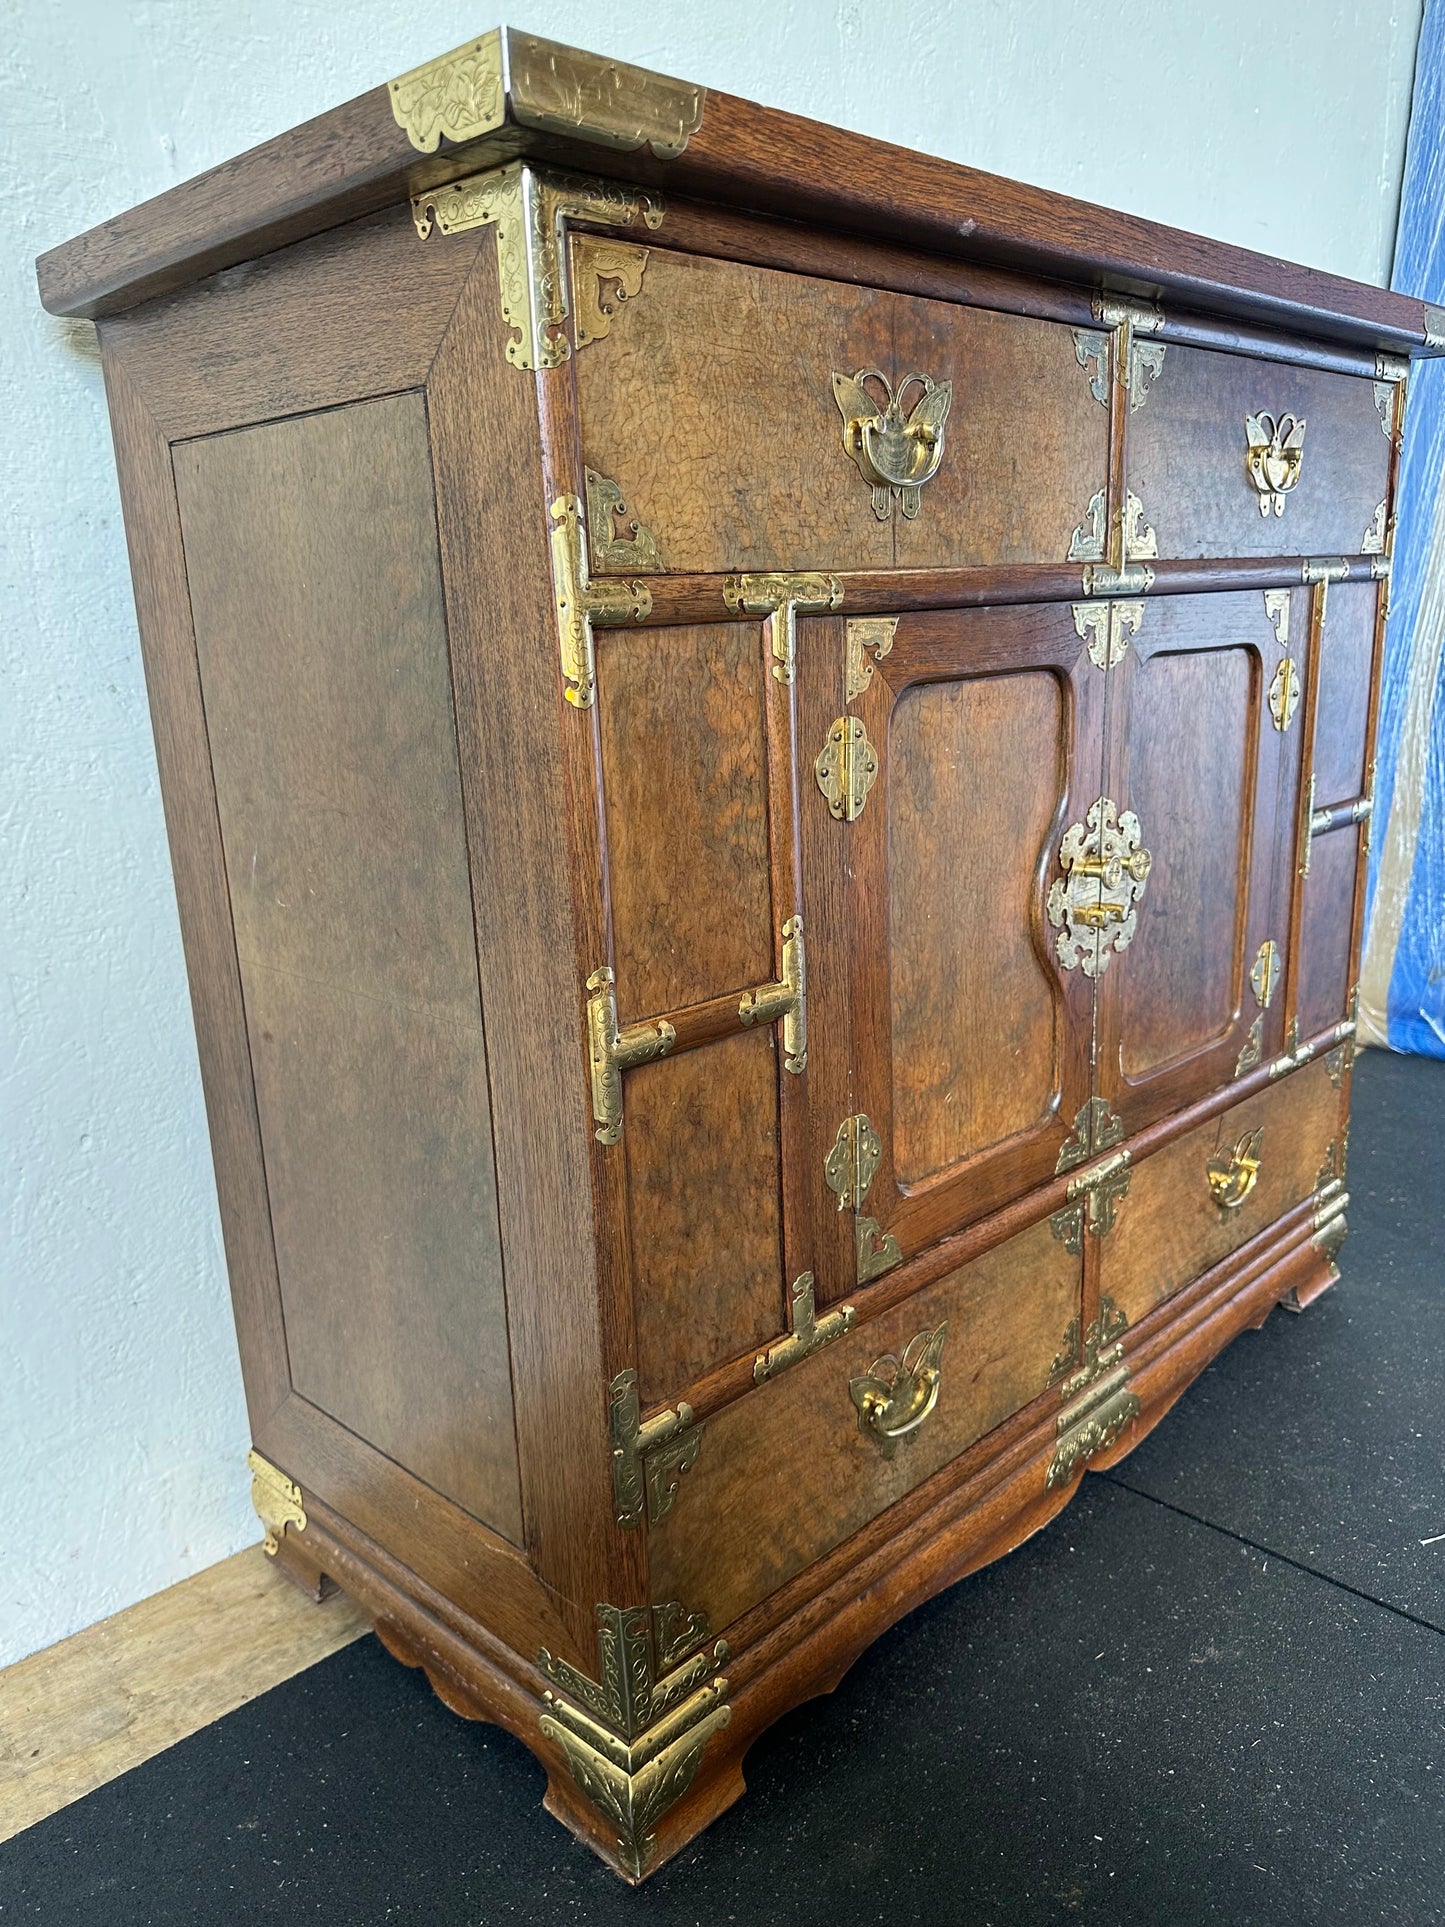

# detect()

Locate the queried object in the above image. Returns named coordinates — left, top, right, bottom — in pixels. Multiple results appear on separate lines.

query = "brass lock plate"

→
left=1046, top=798, right=1152, bottom=978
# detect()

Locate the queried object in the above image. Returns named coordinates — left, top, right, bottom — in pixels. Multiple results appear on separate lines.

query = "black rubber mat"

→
left=5, top=1050, right=1442, bottom=1926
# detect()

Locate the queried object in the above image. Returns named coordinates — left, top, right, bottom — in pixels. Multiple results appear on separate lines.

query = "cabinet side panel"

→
left=173, top=393, right=522, bottom=1541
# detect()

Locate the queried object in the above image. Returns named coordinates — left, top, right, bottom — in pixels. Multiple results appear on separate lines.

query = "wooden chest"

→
left=39, top=27, right=1439, bottom=1881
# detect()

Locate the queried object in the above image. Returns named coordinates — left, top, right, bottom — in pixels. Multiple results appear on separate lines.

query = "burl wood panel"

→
left=888, top=671, right=1063, bottom=1184
left=173, top=394, right=523, bottom=1541
left=575, top=243, right=1105, bottom=574
left=649, top=1215, right=1077, bottom=1634
left=598, top=623, right=773, bottom=1020
left=1104, top=1058, right=1339, bottom=1327
left=1312, top=583, right=1378, bottom=807
left=1297, top=829, right=1360, bottom=1037
left=1130, top=345, right=1393, bottom=559
left=1117, top=646, right=1253, bottom=1076
left=626, top=1030, right=784, bottom=1403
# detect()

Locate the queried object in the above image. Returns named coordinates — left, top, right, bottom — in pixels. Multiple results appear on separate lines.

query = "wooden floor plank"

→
left=0, top=1543, right=369, bottom=1842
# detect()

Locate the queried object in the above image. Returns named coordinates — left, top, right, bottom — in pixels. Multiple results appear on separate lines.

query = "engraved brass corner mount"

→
left=1046, top=1299, right=1139, bottom=1488
left=247, top=1448, right=306, bottom=1556
left=552, top=492, right=652, bottom=709
left=1264, top=588, right=1291, bottom=647
left=586, top=967, right=674, bottom=1144
left=850, top=1324, right=947, bottom=1459
left=846, top=617, right=897, bottom=701
left=1055, top=1097, right=1124, bottom=1175
left=609, top=1369, right=701, bottom=1528
left=825, top=1112, right=902, bottom=1283
left=723, top=573, right=844, bottom=685
left=1207, top=1127, right=1263, bottom=1210
left=1069, top=488, right=1157, bottom=584
left=1073, top=599, right=1143, bottom=670
left=586, top=469, right=665, bottom=572
left=754, top=1273, right=855, bottom=1383
left=738, top=916, right=807, bottom=1073
left=538, top=1602, right=729, bottom=1880
left=1050, top=1147, right=1132, bottom=1254
left=1047, top=798, right=1153, bottom=978
left=832, top=369, right=953, bottom=520
left=1245, top=411, right=1306, bottom=516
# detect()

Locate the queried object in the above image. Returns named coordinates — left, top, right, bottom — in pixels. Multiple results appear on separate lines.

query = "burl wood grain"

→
left=1129, top=344, right=1393, bottom=559
left=649, top=1213, right=1077, bottom=1635
left=1312, top=582, right=1377, bottom=807
left=888, top=671, right=1063, bottom=1184
left=1297, top=828, right=1360, bottom=1036
left=626, top=1030, right=784, bottom=1403
left=598, top=623, right=773, bottom=1020
left=1104, top=1058, right=1339, bottom=1327
left=173, top=394, right=523, bottom=1541
left=576, top=245, right=1105, bottom=574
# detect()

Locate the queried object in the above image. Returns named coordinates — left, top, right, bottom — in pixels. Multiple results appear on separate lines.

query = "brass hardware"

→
left=1268, top=656, right=1301, bottom=732
left=1073, top=329, right=1109, bottom=406
left=1047, top=1316, right=1082, bottom=1385
left=825, top=1113, right=902, bottom=1284
left=1372, top=554, right=1393, bottom=587
left=609, top=1370, right=701, bottom=1528
left=1062, top=1297, right=1128, bottom=1398
left=586, top=968, right=675, bottom=1145
left=1207, top=1127, right=1263, bottom=1210
left=1268, top=1011, right=1357, bottom=1084
left=1068, top=489, right=1107, bottom=563
left=1361, top=500, right=1388, bottom=555
left=412, top=162, right=663, bottom=370
left=1047, top=1299, right=1139, bottom=1487
left=1251, top=939, right=1281, bottom=1009
left=1263, top=588, right=1291, bottom=647
left=1424, top=302, right=1445, bottom=350
left=585, top=469, right=664, bottom=572
left=832, top=369, right=953, bottom=520
left=1373, top=382, right=1399, bottom=440
left=1050, top=1148, right=1132, bottom=1252
left=1315, top=1138, right=1341, bottom=1195
left=1081, top=561, right=1155, bottom=596
left=1121, top=490, right=1158, bottom=560
left=815, top=716, right=880, bottom=822
left=1324, top=1039, right=1353, bottom=1089
left=1048, top=798, right=1153, bottom=978
left=1236, top=1013, right=1263, bottom=1077
left=572, top=237, right=653, bottom=349
left=1245, top=411, right=1306, bottom=515
left=1073, top=599, right=1143, bottom=671
left=1128, top=338, right=1167, bottom=411
left=1092, top=294, right=1164, bottom=332
left=538, top=1605, right=728, bottom=1880
left=1298, top=772, right=1317, bottom=878
left=552, top=493, right=652, bottom=709
left=722, top=573, right=844, bottom=685
left=1301, top=556, right=1349, bottom=585
left=845, top=617, right=898, bottom=702
left=1055, top=1096, right=1124, bottom=1175
left=1084, top=296, right=1167, bottom=410
left=388, top=31, right=506, bottom=151
left=1312, top=1167, right=1350, bottom=1273
left=1376, top=352, right=1409, bottom=382
left=754, top=1273, right=856, bottom=1383
left=849, top=1325, right=947, bottom=1459
left=738, top=916, right=807, bottom=1073
left=246, top=1449, right=306, bottom=1556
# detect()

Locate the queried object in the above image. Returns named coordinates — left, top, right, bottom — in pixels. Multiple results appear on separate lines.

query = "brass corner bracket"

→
left=391, top=28, right=703, bottom=158
left=1050, top=1148, right=1132, bottom=1253
left=538, top=1602, right=728, bottom=1879
left=1055, top=1097, right=1124, bottom=1176
left=754, top=1273, right=856, bottom=1383
left=586, top=967, right=674, bottom=1145
left=247, top=1448, right=306, bottom=1556
left=1046, top=1299, right=1139, bottom=1487
left=722, top=573, right=844, bottom=685
left=738, top=916, right=807, bottom=1073
left=552, top=492, right=653, bottom=710
left=609, top=1369, right=701, bottom=1528
left=846, top=617, right=898, bottom=701
left=824, top=1112, right=902, bottom=1284
left=1072, top=598, right=1143, bottom=670
left=585, top=469, right=664, bottom=573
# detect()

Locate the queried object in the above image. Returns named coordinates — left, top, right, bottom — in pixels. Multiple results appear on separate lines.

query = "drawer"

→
left=1103, top=1057, right=1341, bottom=1330
left=647, top=1214, right=1078, bottom=1634
left=1128, top=344, right=1393, bottom=560
left=573, top=238, right=1107, bottom=576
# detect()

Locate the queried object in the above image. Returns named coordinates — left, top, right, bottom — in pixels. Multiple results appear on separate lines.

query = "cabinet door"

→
left=1090, top=590, right=1301, bottom=1136
left=810, top=604, right=1101, bottom=1297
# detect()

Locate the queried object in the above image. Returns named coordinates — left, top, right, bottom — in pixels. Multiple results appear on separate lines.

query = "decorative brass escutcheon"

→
left=1245, top=411, right=1306, bottom=516
left=849, top=1325, right=947, bottom=1459
left=832, top=369, right=952, bottom=521
left=1207, top=1128, right=1264, bottom=1210
left=1047, top=798, right=1153, bottom=978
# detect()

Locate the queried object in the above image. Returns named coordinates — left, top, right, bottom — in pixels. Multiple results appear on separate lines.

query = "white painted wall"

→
left=1, top=0, right=1422, bottom=1667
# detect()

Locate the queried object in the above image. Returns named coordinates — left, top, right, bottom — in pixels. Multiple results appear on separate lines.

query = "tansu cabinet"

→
left=39, top=27, right=1439, bottom=1880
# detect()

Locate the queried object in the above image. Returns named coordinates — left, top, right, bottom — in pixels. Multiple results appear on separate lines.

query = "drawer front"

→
left=574, top=239, right=1108, bottom=576
left=648, top=1214, right=1079, bottom=1635
left=1103, top=1057, right=1341, bottom=1330
left=1128, top=344, right=1393, bottom=560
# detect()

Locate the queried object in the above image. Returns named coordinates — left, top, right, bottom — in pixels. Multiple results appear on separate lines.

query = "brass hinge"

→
left=722, top=572, right=843, bottom=685
left=1268, top=655, right=1301, bottom=731
left=1251, top=939, right=1281, bottom=1009
left=815, top=716, right=880, bottom=821
left=247, top=1449, right=306, bottom=1556
left=753, top=1273, right=856, bottom=1383
left=1045, top=1298, right=1139, bottom=1486
left=824, top=1112, right=902, bottom=1284
left=537, top=1603, right=728, bottom=1879
left=586, top=968, right=675, bottom=1145
left=609, top=1370, right=701, bottom=1528
left=738, top=916, right=807, bottom=1072
left=1050, top=1148, right=1132, bottom=1253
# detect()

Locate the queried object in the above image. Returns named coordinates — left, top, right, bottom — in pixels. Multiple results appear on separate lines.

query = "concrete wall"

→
left=1, top=0, right=1422, bottom=1665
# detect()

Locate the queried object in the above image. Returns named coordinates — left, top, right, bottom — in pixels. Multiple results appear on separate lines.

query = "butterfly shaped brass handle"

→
left=1207, top=1128, right=1264, bottom=1210
left=849, top=1323, right=947, bottom=1459
left=832, top=369, right=953, bottom=521
left=1245, top=411, right=1306, bottom=516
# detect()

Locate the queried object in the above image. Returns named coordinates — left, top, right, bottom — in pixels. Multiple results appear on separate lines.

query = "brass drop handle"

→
left=1245, top=411, right=1306, bottom=516
left=1207, top=1128, right=1263, bottom=1210
left=832, top=369, right=953, bottom=521
left=849, top=1324, right=947, bottom=1459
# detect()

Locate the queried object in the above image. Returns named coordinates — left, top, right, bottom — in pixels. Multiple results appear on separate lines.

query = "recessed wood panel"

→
left=1130, top=345, right=1392, bottom=559
left=1312, top=583, right=1377, bottom=807
left=599, top=623, right=773, bottom=1020
left=888, top=671, right=1062, bottom=1184
left=627, top=1031, right=783, bottom=1403
left=649, top=1215, right=1078, bottom=1635
left=173, top=393, right=522, bottom=1541
left=1298, top=829, right=1360, bottom=1037
left=1119, top=648, right=1253, bottom=1077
